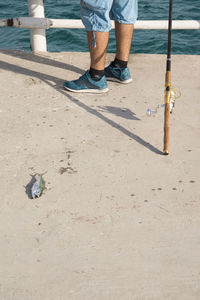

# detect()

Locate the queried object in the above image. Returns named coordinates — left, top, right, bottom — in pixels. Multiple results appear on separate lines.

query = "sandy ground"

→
left=0, top=50, right=199, bottom=300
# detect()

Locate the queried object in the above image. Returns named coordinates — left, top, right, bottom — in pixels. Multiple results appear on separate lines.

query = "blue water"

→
left=0, top=0, right=199, bottom=54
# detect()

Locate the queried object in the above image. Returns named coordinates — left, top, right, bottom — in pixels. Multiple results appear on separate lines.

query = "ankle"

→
left=89, top=67, right=105, bottom=81
left=112, top=58, right=128, bottom=69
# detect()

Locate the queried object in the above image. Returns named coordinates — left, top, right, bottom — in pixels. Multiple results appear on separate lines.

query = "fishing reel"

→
left=146, top=87, right=181, bottom=117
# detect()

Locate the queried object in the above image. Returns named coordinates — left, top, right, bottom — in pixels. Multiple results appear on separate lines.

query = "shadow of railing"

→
left=0, top=50, right=84, bottom=75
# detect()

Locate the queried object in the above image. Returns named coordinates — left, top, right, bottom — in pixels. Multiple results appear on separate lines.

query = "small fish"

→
left=31, top=173, right=46, bottom=199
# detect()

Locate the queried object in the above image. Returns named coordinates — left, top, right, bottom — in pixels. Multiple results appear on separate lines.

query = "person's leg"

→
left=63, top=0, right=112, bottom=93
left=104, top=23, right=134, bottom=83
left=81, top=0, right=112, bottom=72
left=87, top=31, right=109, bottom=71
left=63, top=31, right=109, bottom=93
left=104, top=0, right=138, bottom=83
left=63, top=31, right=110, bottom=93
left=111, top=0, right=138, bottom=63
left=115, top=22, right=134, bottom=62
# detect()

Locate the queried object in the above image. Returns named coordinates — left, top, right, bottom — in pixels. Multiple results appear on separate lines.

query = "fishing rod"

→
left=163, top=0, right=173, bottom=155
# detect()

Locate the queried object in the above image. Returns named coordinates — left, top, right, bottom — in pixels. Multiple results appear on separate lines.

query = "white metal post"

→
left=28, top=0, right=47, bottom=52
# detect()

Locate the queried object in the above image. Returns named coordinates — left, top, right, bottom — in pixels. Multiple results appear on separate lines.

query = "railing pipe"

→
left=50, top=19, right=200, bottom=30
left=1, top=18, right=199, bottom=30
left=28, top=0, right=47, bottom=52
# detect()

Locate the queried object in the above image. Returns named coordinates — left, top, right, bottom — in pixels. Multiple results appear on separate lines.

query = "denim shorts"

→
left=80, top=0, right=138, bottom=32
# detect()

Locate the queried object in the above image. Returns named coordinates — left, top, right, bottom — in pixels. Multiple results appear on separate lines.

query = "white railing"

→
left=28, top=0, right=46, bottom=51
left=0, top=0, right=199, bottom=52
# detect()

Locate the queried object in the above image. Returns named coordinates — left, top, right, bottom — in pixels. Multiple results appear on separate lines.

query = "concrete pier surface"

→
left=0, top=51, right=199, bottom=300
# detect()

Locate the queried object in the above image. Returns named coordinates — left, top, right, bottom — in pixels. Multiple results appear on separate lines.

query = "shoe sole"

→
left=64, top=86, right=109, bottom=94
left=106, top=77, right=133, bottom=84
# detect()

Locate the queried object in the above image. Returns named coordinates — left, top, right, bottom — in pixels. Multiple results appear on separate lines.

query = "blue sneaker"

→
left=64, top=71, right=108, bottom=94
left=105, top=62, right=132, bottom=84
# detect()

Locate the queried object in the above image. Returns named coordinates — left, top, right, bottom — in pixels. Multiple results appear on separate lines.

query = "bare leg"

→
left=87, top=31, right=109, bottom=70
left=115, top=22, right=134, bottom=61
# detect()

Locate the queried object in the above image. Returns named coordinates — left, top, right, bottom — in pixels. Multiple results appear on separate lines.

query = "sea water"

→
left=0, top=0, right=199, bottom=54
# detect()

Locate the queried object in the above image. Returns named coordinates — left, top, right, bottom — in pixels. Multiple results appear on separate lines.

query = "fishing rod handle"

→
left=163, top=71, right=171, bottom=155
